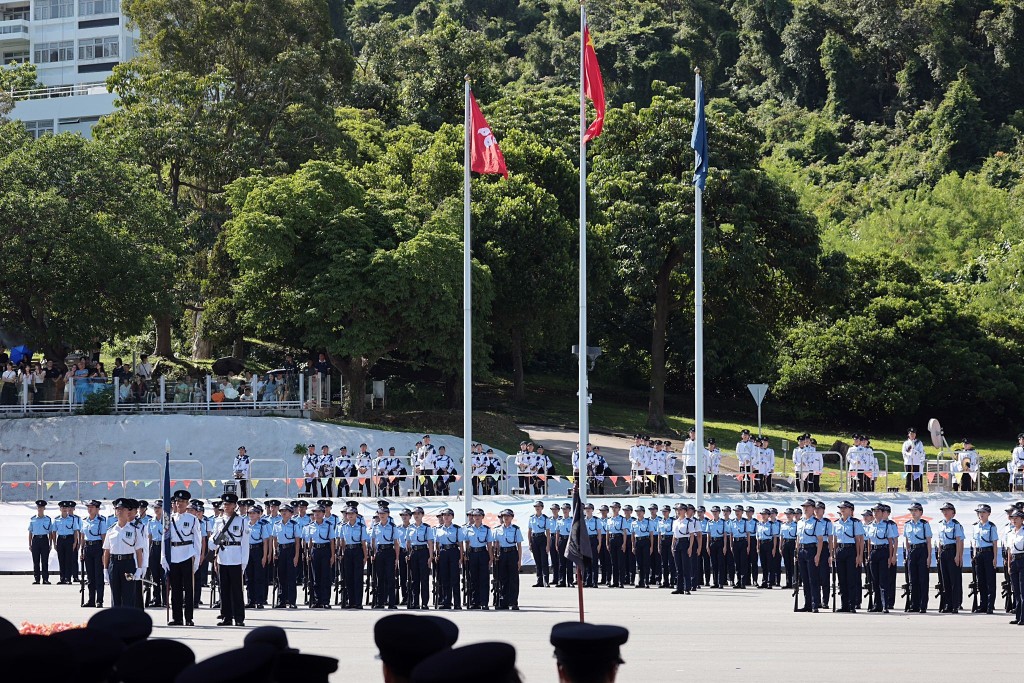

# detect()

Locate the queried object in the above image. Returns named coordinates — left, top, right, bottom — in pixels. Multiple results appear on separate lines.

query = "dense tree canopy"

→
left=9, top=0, right=1024, bottom=428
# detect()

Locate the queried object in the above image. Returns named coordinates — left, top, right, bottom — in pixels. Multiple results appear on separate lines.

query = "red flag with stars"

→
left=469, top=91, right=508, bottom=178
left=583, top=24, right=606, bottom=142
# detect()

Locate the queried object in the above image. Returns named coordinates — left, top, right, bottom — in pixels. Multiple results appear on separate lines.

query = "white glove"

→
left=133, top=568, right=146, bottom=580
left=193, top=558, right=200, bottom=574
left=161, top=558, right=170, bottom=573
left=104, top=568, right=111, bottom=584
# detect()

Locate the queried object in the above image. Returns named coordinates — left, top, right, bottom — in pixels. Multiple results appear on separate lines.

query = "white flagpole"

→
left=463, top=75, right=473, bottom=517
left=578, top=3, right=589, bottom=506
left=694, top=68, right=705, bottom=508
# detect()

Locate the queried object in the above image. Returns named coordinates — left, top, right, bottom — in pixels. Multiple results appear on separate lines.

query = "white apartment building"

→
left=1, top=0, right=136, bottom=136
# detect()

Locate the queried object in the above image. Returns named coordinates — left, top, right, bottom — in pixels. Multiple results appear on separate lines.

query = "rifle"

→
left=302, top=546, right=311, bottom=606
left=209, top=564, right=219, bottom=610
left=863, top=545, right=874, bottom=611
left=934, top=544, right=945, bottom=612
left=365, top=554, right=374, bottom=607
left=902, top=543, right=911, bottom=612
left=1004, top=548, right=1014, bottom=612
left=831, top=549, right=837, bottom=612
left=272, top=552, right=279, bottom=608
left=491, top=565, right=500, bottom=608
left=334, top=548, right=346, bottom=607
left=792, top=542, right=800, bottom=612
left=79, top=553, right=87, bottom=607
left=461, top=555, right=470, bottom=608
left=969, top=548, right=978, bottom=612
left=431, top=556, right=439, bottom=608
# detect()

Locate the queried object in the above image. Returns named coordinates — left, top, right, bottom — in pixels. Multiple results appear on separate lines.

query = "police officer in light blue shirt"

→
left=630, top=506, right=654, bottom=589
left=273, top=504, right=301, bottom=609
left=527, top=501, right=551, bottom=587
left=245, top=505, right=272, bottom=608
left=796, top=499, right=823, bottom=611
left=779, top=508, right=798, bottom=589
left=28, top=500, right=54, bottom=585
left=728, top=511, right=749, bottom=588
left=406, top=506, right=435, bottom=609
left=309, top=505, right=336, bottom=609
left=556, top=503, right=575, bottom=587
left=903, top=502, right=932, bottom=612
left=145, top=501, right=166, bottom=607
left=832, top=501, right=864, bottom=611
left=657, top=505, right=676, bottom=587
left=936, top=502, right=965, bottom=613
left=866, top=502, right=898, bottom=612
left=53, top=500, right=82, bottom=584
left=755, top=509, right=776, bottom=589
left=81, top=499, right=108, bottom=606
left=493, top=509, right=523, bottom=609
left=583, top=503, right=602, bottom=588
left=972, top=503, right=999, bottom=613
left=371, top=507, right=400, bottom=609
left=336, top=506, right=368, bottom=609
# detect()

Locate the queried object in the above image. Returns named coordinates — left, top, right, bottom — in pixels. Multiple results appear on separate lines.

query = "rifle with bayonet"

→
left=969, top=548, right=979, bottom=612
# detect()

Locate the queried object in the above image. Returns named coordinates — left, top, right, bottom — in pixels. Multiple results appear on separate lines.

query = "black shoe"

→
left=244, top=603, right=256, bottom=609
left=83, top=601, right=95, bottom=608
left=42, top=580, right=51, bottom=585
left=1011, top=620, right=1021, bottom=625
left=532, top=582, right=543, bottom=587
left=273, top=604, right=286, bottom=609
left=167, top=620, right=183, bottom=626
left=217, top=620, right=233, bottom=626
left=255, top=604, right=265, bottom=609
left=812, top=608, right=819, bottom=613
left=185, top=619, right=194, bottom=626
left=235, top=621, right=245, bottom=627
left=481, top=606, right=489, bottom=610
left=987, top=609, right=994, bottom=614
left=97, top=602, right=103, bottom=608
left=671, top=590, right=684, bottom=594
left=288, top=604, right=298, bottom=610
left=322, top=605, right=331, bottom=609
left=32, top=580, right=40, bottom=585
left=388, top=605, right=398, bottom=610
left=511, top=606, right=520, bottom=611
left=795, top=607, right=811, bottom=612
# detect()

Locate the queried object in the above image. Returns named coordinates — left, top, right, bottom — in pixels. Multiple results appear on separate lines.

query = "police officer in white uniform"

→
left=233, top=446, right=252, bottom=497
left=902, top=428, right=925, bottom=492
left=162, top=489, right=203, bottom=626
left=735, top=429, right=755, bottom=494
left=209, top=492, right=249, bottom=626
left=103, top=498, right=146, bottom=608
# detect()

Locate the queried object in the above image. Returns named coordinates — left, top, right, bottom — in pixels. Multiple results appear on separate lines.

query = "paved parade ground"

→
left=1, top=574, right=1016, bottom=682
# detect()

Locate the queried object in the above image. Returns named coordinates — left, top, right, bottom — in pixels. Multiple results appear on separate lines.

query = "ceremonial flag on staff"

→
left=582, top=24, right=606, bottom=142
left=162, top=440, right=172, bottom=621
left=565, top=483, right=592, bottom=568
left=691, top=75, right=708, bottom=190
left=463, top=78, right=507, bottom=518
left=469, top=91, right=508, bottom=178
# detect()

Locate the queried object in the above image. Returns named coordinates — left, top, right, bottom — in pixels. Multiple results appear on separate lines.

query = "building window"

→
left=2, top=51, right=31, bottom=66
left=33, top=41, right=75, bottom=64
left=79, top=0, right=119, bottom=16
left=78, top=37, right=118, bottom=60
left=23, top=120, right=55, bottom=139
left=33, top=0, right=75, bottom=20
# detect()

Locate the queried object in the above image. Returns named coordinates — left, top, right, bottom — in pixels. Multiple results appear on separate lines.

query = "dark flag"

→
left=564, top=483, right=593, bottom=569
left=691, top=73, right=708, bottom=190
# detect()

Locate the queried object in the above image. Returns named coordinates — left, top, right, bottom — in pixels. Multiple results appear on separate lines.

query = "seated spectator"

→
left=136, top=354, right=153, bottom=379
left=262, top=374, right=279, bottom=403
left=118, top=379, right=132, bottom=403
left=222, top=379, right=239, bottom=401
left=112, top=358, right=128, bottom=383
left=93, top=361, right=108, bottom=379
left=131, top=375, right=148, bottom=403
left=174, top=379, right=191, bottom=403
left=241, top=384, right=253, bottom=401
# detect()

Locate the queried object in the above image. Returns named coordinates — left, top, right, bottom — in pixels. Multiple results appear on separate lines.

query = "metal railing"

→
left=8, top=81, right=109, bottom=102
left=0, top=462, right=39, bottom=502
left=40, top=461, right=80, bottom=502
left=248, top=458, right=290, bottom=499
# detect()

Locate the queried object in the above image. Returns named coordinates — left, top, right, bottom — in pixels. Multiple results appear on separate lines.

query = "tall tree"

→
left=591, top=85, right=820, bottom=429
left=0, top=135, right=179, bottom=359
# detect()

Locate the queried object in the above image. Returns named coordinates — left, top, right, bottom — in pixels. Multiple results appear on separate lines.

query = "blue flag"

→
left=162, top=448, right=171, bottom=575
left=691, top=76, right=708, bottom=190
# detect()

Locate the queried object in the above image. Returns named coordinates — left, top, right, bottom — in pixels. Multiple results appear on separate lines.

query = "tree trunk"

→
left=190, top=310, right=214, bottom=360
left=646, top=259, right=677, bottom=431
left=232, top=337, right=245, bottom=360
left=443, top=373, right=460, bottom=410
left=346, top=360, right=366, bottom=420
left=510, top=329, right=526, bottom=404
left=154, top=313, right=175, bottom=359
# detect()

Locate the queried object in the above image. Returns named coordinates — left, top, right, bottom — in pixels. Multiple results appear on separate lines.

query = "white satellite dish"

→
left=927, top=418, right=947, bottom=450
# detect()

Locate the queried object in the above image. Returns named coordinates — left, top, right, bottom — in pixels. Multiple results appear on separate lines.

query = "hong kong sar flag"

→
left=469, top=91, right=508, bottom=178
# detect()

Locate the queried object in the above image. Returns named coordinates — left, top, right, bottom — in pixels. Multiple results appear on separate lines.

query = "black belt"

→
left=1012, top=553, right=1024, bottom=557
left=279, top=542, right=295, bottom=547
left=410, top=545, right=429, bottom=552
left=838, top=542, right=857, bottom=546
left=376, top=546, right=396, bottom=553
left=151, top=540, right=163, bottom=546
left=439, top=545, right=459, bottom=551
left=249, top=542, right=264, bottom=547
left=111, top=553, right=135, bottom=560
left=468, top=547, right=488, bottom=553
left=85, top=540, right=102, bottom=546
left=171, top=541, right=192, bottom=547
left=530, top=532, right=547, bottom=539
left=975, top=547, right=993, bottom=552
left=939, top=545, right=957, bottom=551
left=499, top=547, right=517, bottom=554
left=32, top=534, right=49, bottom=538
left=221, top=541, right=241, bottom=546
left=313, top=543, right=331, bottom=549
